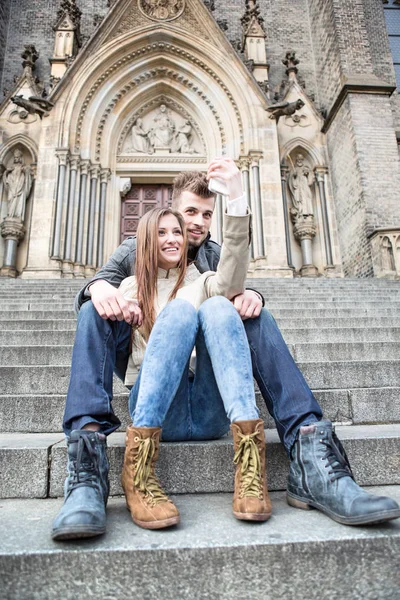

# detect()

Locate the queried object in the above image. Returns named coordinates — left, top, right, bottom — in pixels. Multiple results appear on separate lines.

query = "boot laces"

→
left=233, top=431, right=263, bottom=499
left=320, top=430, right=354, bottom=483
left=133, top=437, right=170, bottom=506
left=68, top=435, right=100, bottom=493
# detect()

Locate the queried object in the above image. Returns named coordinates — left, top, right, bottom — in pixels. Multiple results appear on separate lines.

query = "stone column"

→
left=249, top=151, right=266, bottom=266
left=239, top=156, right=254, bottom=261
left=293, top=217, right=318, bottom=277
left=97, top=168, right=111, bottom=268
left=0, top=218, right=26, bottom=277
left=74, top=160, right=90, bottom=277
left=280, top=165, right=294, bottom=270
left=314, top=167, right=334, bottom=271
left=216, top=193, right=223, bottom=245
left=62, top=155, right=80, bottom=277
left=51, top=149, right=69, bottom=260
left=85, top=164, right=100, bottom=275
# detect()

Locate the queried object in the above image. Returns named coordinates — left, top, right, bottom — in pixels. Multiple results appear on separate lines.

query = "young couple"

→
left=52, top=157, right=400, bottom=540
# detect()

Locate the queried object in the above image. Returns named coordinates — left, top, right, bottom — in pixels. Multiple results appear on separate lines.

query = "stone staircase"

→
left=0, top=278, right=399, bottom=599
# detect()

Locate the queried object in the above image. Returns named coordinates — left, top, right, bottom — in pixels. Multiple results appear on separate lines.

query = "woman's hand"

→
left=89, top=280, right=143, bottom=326
left=207, top=157, right=243, bottom=200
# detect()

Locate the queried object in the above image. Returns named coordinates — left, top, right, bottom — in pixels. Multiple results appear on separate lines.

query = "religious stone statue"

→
left=129, top=118, right=153, bottom=154
left=2, top=149, right=33, bottom=221
left=287, top=153, right=314, bottom=219
left=149, top=104, right=176, bottom=147
left=172, top=120, right=197, bottom=154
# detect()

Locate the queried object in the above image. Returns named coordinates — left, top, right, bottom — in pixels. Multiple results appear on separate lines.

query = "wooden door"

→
left=120, top=184, right=173, bottom=243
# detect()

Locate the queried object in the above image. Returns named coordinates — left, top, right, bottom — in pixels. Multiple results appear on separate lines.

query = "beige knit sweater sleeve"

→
left=203, top=211, right=251, bottom=300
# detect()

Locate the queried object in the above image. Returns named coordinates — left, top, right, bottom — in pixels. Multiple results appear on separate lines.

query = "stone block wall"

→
left=327, top=93, right=400, bottom=277
left=0, top=0, right=109, bottom=93
left=0, top=0, right=11, bottom=92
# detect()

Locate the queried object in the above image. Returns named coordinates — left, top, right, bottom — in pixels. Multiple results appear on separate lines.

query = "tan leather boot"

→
left=231, top=419, right=272, bottom=521
left=121, top=425, right=180, bottom=529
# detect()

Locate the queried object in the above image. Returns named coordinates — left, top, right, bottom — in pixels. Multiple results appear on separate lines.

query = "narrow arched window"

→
left=383, top=0, right=400, bottom=88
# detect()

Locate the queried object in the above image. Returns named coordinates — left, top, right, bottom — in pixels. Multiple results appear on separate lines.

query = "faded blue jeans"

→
left=129, top=297, right=259, bottom=441
left=63, top=298, right=322, bottom=452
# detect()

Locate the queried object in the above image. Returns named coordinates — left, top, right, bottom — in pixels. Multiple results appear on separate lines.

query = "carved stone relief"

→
left=369, top=229, right=400, bottom=278
left=138, top=0, right=185, bottom=21
left=122, top=103, right=202, bottom=155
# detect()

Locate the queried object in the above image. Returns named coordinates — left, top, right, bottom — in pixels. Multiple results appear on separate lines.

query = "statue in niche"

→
left=129, top=118, right=153, bottom=154
left=2, top=149, right=33, bottom=221
left=381, top=237, right=395, bottom=272
left=287, top=153, right=315, bottom=219
left=149, top=104, right=176, bottom=147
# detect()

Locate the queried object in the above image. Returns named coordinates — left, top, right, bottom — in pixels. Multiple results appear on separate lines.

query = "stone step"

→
left=1, top=386, right=399, bottom=434
left=0, top=424, right=399, bottom=499
left=3, top=313, right=400, bottom=334
left=1, top=341, right=400, bottom=366
left=1, top=326, right=400, bottom=347
left=282, top=327, right=400, bottom=343
left=1, top=486, right=399, bottom=600
left=2, top=359, right=400, bottom=395
left=0, top=319, right=77, bottom=331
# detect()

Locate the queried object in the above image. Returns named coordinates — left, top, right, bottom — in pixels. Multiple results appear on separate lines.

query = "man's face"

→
left=177, top=191, right=215, bottom=248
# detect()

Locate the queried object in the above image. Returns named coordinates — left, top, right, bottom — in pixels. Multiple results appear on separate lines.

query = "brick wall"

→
left=327, top=93, right=400, bottom=277
left=0, top=0, right=11, bottom=92
left=1, top=0, right=109, bottom=94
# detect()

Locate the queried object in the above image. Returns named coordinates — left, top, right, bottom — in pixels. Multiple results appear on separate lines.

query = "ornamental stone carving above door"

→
left=121, top=103, right=203, bottom=156
left=138, top=0, right=185, bottom=22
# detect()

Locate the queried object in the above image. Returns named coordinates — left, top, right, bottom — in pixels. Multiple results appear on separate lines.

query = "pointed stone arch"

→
left=279, top=138, right=325, bottom=169
left=0, top=134, right=38, bottom=165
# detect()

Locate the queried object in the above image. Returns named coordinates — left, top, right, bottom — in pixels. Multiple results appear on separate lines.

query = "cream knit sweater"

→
left=119, top=211, right=251, bottom=385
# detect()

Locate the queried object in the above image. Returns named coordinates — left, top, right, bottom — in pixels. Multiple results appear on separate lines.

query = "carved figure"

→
left=287, top=153, right=314, bottom=218
left=140, top=0, right=184, bottom=20
left=149, top=104, right=176, bottom=147
left=172, top=120, right=197, bottom=154
left=11, top=95, right=54, bottom=119
left=3, top=149, right=33, bottom=221
left=130, top=118, right=153, bottom=154
left=266, top=98, right=304, bottom=122
left=381, top=237, right=395, bottom=272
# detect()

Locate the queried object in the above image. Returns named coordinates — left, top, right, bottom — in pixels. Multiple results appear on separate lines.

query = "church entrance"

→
left=120, top=184, right=173, bottom=242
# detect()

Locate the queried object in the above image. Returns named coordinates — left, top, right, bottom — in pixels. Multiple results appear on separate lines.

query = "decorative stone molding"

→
left=369, top=228, right=400, bottom=279
left=117, top=155, right=207, bottom=164
left=55, top=148, right=69, bottom=167
left=138, top=0, right=185, bottom=22
left=100, top=168, right=111, bottom=184
left=74, top=42, right=244, bottom=155
left=69, top=155, right=80, bottom=171
left=0, top=217, right=26, bottom=242
left=292, top=215, right=318, bottom=277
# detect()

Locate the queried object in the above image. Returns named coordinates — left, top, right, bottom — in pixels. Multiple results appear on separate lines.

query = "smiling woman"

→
left=117, top=188, right=272, bottom=531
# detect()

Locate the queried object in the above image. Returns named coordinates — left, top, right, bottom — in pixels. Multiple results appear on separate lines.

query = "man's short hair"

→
left=171, top=171, right=216, bottom=207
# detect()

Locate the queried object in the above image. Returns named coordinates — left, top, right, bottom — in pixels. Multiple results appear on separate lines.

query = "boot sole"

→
left=131, top=514, right=180, bottom=530
left=287, top=492, right=400, bottom=526
left=51, top=525, right=106, bottom=541
left=233, top=511, right=271, bottom=522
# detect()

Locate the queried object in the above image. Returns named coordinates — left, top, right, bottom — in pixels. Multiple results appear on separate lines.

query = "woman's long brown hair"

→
left=135, top=207, right=188, bottom=340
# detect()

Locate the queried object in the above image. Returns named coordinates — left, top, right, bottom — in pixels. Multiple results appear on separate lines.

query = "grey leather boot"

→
left=52, top=430, right=109, bottom=540
left=287, top=421, right=400, bottom=525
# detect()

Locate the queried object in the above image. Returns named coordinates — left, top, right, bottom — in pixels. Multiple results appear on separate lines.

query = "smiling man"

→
left=53, top=158, right=400, bottom=541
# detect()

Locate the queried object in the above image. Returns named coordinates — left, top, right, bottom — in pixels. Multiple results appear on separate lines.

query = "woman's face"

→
left=157, top=213, right=184, bottom=270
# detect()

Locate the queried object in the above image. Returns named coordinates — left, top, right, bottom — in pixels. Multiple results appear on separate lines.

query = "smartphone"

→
left=208, top=177, right=229, bottom=196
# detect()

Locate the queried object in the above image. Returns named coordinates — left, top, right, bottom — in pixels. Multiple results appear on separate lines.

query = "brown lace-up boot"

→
left=231, top=419, right=272, bottom=521
left=121, top=425, right=180, bottom=529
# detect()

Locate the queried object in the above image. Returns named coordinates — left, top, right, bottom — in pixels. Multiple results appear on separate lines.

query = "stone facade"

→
left=0, top=0, right=399, bottom=279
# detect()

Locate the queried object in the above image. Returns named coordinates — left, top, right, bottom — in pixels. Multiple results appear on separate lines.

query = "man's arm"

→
left=74, top=237, right=137, bottom=319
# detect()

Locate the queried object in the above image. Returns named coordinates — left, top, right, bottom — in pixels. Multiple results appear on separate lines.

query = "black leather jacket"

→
left=74, top=234, right=222, bottom=312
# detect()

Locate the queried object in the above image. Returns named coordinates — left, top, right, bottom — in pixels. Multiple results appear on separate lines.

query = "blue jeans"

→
left=129, top=297, right=259, bottom=441
left=63, top=300, right=322, bottom=452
